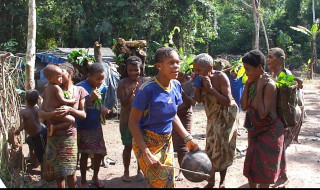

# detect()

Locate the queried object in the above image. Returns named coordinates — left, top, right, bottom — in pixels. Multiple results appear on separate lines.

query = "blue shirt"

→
left=132, top=78, right=183, bottom=134
left=75, top=79, right=107, bottom=130
left=228, top=75, right=244, bottom=110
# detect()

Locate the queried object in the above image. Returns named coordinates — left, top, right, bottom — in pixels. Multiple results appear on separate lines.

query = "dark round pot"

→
left=181, top=150, right=212, bottom=182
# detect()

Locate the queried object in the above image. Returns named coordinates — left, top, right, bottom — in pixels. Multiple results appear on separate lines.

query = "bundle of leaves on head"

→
left=68, top=49, right=96, bottom=66
left=230, top=58, right=247, bottom=84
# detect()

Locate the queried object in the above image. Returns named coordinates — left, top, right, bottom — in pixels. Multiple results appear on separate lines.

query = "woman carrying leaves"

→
left=267, top=47, right=304, bottom=188
left=76, top=63, right=111, bottom=188
left=241, top=50, right=286, bottom=188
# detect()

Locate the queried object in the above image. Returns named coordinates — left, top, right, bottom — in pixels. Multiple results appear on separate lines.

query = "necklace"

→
left=248, top=82, right=257, bottom=100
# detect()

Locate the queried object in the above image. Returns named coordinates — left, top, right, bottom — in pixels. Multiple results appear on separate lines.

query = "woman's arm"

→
left=38, top=101, right=64, bottom=120
left=193, top=87, right=202, bottom=103
left=240, top=82, right=251, bottom=111
left=128, top=107, right=161, bottom=167
left=63, top=96, right=87, bottom=119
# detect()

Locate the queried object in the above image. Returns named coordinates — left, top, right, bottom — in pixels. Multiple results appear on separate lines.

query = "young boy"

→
left=15, top=89, right=47, bottom=166
left=42, top=64, right=76, bottom=136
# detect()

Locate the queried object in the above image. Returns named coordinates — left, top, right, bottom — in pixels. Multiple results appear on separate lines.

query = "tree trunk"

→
left=25, top=0, right=36, bottom=90
left=310, top=37, right=316, bottom=79
left=252, top=0, right=260, bottom=50
left=94, top=41, right=103, bottom=63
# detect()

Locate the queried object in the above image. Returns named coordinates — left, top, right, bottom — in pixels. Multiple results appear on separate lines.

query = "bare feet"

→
left=121, top=172, right=131, bottom=182
left=219, top=182, right=226, bottom=188
left=175, top=171, right=185, bottom=181
left=48, top=125, right=54, bottom=137
left=271, top=175, right=289, bottom=188
left=136, top=171, right=144, bottom=182
left=80, top=181, right=89, bottom=188
left=92, top=177, right=104, bottom=188
left=204, top=182, right=215, bottom=188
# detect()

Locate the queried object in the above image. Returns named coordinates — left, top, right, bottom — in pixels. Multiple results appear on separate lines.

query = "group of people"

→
left=14, top=46, right=303, bottom=188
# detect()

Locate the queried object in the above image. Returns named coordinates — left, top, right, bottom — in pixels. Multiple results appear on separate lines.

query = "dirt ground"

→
left=22, top=73, right=320, bottom=188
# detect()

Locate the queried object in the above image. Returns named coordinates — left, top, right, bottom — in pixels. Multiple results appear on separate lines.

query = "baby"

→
left=42, top=64, right=76, bottom=136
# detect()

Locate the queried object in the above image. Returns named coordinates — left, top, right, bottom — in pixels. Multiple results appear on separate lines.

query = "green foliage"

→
left=67, top=49, right=96, bottom=66
left=230, top=58, right=248, bottom=84
left=0, top=39, right=18, bottom=52
left=92, top=90, right=103, bottom=110
left=63, top=91, right=71, bottom=99
left=276, top=72, right=297, bottom=88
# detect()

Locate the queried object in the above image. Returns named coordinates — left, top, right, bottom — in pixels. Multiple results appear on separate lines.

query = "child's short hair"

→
left=88, top=63, right=105, bottom=74
left=125, top=56, right=142, bottom=67
left=43, top=64, right=60, bottom=79
left=25, top=89, right=39, bottom=106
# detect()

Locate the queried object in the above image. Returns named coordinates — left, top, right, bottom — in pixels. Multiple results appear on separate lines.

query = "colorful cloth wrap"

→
left=243, top=107, right=286, bottom=184
left=78, top=126, right=107, bottom=155
left=43, top=133, right=77, bottom=181
left=132, top=129, right=175, bottom=188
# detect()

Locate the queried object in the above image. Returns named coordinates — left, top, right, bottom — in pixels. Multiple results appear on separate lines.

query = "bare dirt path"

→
left=23, top=74, right=320, bottom=188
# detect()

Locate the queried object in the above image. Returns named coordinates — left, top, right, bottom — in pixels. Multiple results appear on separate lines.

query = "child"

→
left=117, top=56, right=150, bottom=182
left=228, top=70, right=244, bottom=110
left=42, top=64, right=76, bottom=136
left=15, top=90, right=47, bottom=168
left=76, top=63, right=111, bottom=188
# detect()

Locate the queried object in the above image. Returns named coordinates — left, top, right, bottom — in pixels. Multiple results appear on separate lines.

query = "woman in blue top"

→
left=129, top=47, right=199, bottom=188
left=76, top=63, right=111, bottom=188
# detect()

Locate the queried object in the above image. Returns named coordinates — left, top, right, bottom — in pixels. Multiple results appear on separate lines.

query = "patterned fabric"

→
left=132, top=130, right=174, bottom=188
left=43, top=133, right=77, bottom=181
left=201, top=90, right=239, bottom=172
left=78, top=126, right=107, bottom=155
left=172, top=107, right=192, bottom=153
left=243, top=106, right=286, bottom=184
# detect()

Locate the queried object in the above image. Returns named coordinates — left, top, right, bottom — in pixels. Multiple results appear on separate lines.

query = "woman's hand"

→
left=101, top=106, right=112, bottom=116
left=90, top=88, right=101, bottom=101
left=186, top=139, right=200, bottom=152
left=143, top=151, right=162, bottom=168
left=257, top=73, right=270, bottom=91
left=56, top=106, right=71, bottom=116
left=200, top=75, right=212, bottom=90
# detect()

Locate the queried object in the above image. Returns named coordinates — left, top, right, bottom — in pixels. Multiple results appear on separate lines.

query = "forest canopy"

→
left=0, top=0, right=320, bottom=70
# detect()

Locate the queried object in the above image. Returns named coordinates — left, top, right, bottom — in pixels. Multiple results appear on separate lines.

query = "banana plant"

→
left=290, top=24, right=320, bottom=79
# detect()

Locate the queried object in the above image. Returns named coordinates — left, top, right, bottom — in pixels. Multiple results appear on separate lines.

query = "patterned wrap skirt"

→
left=77, top=126, right=107, bottom=156
left=43, top=133, right=77, bottom=181
left=132, top=129, right=175, bottom=188
left=243, top=107, right=286, bottom=184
